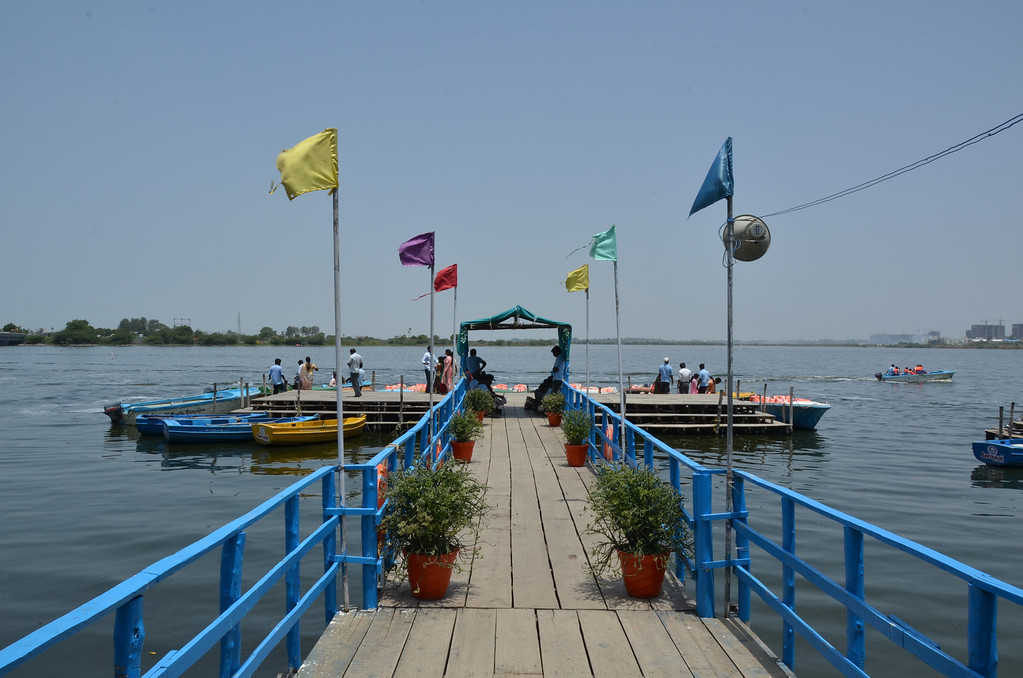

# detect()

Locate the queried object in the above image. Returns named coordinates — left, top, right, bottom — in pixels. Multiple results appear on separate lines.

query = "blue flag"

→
left=689, top=138, right=734, bottom=217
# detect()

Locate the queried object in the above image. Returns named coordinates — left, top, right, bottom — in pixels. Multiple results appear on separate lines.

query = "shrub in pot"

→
left=585, top=463, right=692, bottom=598
left=540, top=392, right=565, bottom=426
left=380, top=462, right=490, bottom=599
left=560, top=407, right=592, bottom=466
left=463, top=387, right=493, bottom=421
left=448, top=409, right=484, bottom=463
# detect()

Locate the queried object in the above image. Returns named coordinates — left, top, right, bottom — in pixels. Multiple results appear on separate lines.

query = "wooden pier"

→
left=248, top=390, right=793, bottom=436
left=296, top=395, right=792, bottom=677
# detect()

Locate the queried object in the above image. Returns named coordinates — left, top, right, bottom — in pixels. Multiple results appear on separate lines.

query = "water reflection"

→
left=971, top=464, right=1023, bottom=490
left=660, top=431, right=828, bottom=475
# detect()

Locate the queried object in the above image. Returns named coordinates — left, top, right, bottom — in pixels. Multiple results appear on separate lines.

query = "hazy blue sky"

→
left=2, top=2, right=1020, bottom=341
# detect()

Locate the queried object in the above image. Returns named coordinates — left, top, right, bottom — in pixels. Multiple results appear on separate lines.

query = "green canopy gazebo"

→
left=457, top=305, right=572, bottom=380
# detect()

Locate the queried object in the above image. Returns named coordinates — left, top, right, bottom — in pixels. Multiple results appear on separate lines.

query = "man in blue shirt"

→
left=656, top=358, right=673, bottom=394
left=698, top=364, right=711, bottom=394
left=269, top=358, right=287, bottom=394
left=550, top=345, right=567, bottom=392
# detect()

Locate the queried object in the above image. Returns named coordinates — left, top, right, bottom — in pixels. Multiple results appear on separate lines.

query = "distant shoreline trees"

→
left=6, top=318, right=1021, bottom=349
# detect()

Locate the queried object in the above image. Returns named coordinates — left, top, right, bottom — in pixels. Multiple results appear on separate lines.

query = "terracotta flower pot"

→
left=451, top=440, right=475, bottom=463
left=475, top=410, right=486, bottom=423
left=618, top=551, right=669, bottom=598
left=546, top=411, right=562, bottom=427
left=406, top=550, right=459, bottom=600
left=564, top=443, right=588, bottom=467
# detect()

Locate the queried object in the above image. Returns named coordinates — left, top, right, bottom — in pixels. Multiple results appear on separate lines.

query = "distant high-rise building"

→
left=966, top=324, right=1006, bottom=340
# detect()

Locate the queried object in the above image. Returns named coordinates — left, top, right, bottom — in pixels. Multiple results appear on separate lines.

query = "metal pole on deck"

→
left=585, top=288, right=591, bottom=395
left=613, top=261, right=627, bottom=459
left=331, top=187, right=349, bottom=611
left=724, top=195, right=735, bottom=618
left=428, top=261, right=436, bottom=445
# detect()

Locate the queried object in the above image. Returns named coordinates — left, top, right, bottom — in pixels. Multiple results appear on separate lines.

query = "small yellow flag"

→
left=273, top=129, right=338, bottom=200
left=565, top=264, right=589, bottom=293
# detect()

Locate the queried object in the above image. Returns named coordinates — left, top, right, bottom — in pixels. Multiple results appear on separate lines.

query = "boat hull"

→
left=972, top=440, right=1023, bottom=467
left=763, top=402, right=831, bottom=430
left=137, top=411, right=271, bottom=436
left=252, top=415, right=367, bottom=446
left=876, top=370, right=955, bottom=383
left=162, top=415, right=317, bottom=444
left=105, top=387, right=263, bottom=425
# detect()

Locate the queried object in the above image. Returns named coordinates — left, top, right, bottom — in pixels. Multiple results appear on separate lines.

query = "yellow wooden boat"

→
left=251, top=415, right=366, bottom=446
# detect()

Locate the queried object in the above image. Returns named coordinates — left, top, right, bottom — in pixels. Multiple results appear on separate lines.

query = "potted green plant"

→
left=447, top=409, right=484, bottom=463
left=463, top=387, right=493, bottom=421
left=560, top=407, right=592, bottom=467
left=585, top=463, right=692, bottom=598
left=380, top=462, right=490, bottom=600
left=540, top=392, right=565, bottom=426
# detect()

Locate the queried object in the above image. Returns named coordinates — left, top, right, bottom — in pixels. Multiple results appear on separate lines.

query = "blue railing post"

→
left=782, top=498, right=796, bottom=669
left=363, top=466, right=380, bottom=609
left=968, top=585, right=997, bottom=676
left=844, top=526, right=865, bottom=670
left=284, top=496, right=301, bottom=670
left=113, top=595, right=144, bottom=678
left=733, top=476, right=751, bottom=623
left=322, top=472, right=337, bottom=622
left=692, top=469, right=716, bottom=618
left=219, top=532, right=245, bottom=677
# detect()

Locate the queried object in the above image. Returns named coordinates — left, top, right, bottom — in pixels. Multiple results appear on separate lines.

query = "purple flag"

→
left=398, top=232, right=435, bottom=267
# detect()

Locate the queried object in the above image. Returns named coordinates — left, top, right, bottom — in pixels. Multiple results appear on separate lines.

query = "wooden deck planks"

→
left=494, top=608, right=543, bottom=676
left=392, top=607, right=456, bottom=677
left=299, top=397, right=791, bottom=677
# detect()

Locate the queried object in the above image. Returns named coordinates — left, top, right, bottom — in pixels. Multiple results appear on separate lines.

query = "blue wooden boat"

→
left=972, top=439, right=1023, bottom=467
left=162, top=415, right=317, bottom=444
left=103, top=386, right=263, bottom=425
left=748, top=395, right=831, bottom=430
left=875, top=369, right=955, bottom=383
left=136, top=411, right=271, bottom=436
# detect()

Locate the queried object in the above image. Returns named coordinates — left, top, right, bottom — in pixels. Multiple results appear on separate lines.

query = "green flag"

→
left=589, top=225, right=617, bottom=262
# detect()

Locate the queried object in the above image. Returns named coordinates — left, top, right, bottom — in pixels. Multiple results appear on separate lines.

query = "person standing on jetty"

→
left=269, top=358, right=288, bottom=394
left=656, top=358, right=673, bottom=394
left=299, top=356, right=318, bottom=390
left=697, top=363, right=711, bottom=394
left=422, top=347, right=436, bottom=392
left=678, top=362, right=691, bottom=394
left=347, top=348, right=364, bottom=397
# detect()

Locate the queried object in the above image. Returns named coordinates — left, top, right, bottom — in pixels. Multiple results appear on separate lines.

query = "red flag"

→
left=434, top=264, right=457, bottom=292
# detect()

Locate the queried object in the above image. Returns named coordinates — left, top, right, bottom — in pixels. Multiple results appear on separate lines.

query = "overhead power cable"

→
left=761, top=112, right=1023, bottom=218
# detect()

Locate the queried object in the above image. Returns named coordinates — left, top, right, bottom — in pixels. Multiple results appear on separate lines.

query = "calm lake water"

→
left=1, top=344, right=1021, bottom=677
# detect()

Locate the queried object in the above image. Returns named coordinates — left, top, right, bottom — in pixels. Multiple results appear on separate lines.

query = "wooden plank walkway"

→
left=297, top=395, right=793, bottom=677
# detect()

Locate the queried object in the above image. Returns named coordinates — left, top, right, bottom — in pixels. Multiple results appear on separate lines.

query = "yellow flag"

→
left=273, top=129, right=338, bottom=200
left=565, top=264, right=589, bottom=292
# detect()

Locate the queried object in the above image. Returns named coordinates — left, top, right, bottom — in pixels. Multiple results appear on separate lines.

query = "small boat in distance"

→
left=104, top=386, right=263, bottom=425
left=875, top=369, right=955, bottom=383
left=746, top=394, right=832, bottom=430
left=972, top=439, right=1023, bottom=467
left=163, top=415, right=317, bottom=444
left=252, top=415, right=367, bottom=446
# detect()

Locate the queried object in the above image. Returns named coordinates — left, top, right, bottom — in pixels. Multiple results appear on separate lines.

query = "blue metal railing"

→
left=566, top=386, right=1023, bottom=677
left=5, top=382, right=1022, bottom=677
left=0, top=466, right=341, bottom=678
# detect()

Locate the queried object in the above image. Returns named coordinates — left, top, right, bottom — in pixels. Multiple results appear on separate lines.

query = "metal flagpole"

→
left=613, top=261, right=627, bottom=461
left=724, top=195, right=735, bottom=618
left=585, top=287, right=590, bottom=395
left=452, top=284, right=458, bottom=382
left=331, top=187, right=349, bottom=611
left=428, top=261, right=435, bottom=444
